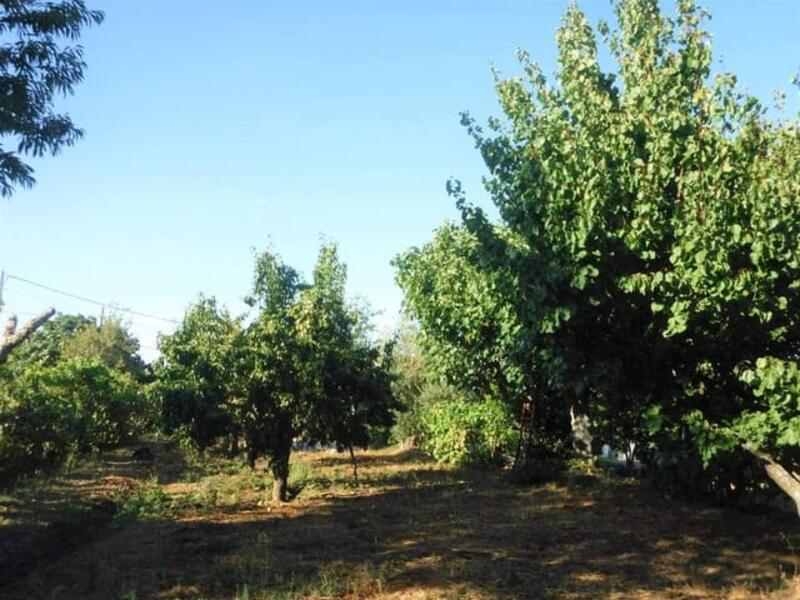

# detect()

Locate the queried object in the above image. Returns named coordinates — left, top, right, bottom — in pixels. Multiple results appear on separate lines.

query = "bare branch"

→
left=0, top=307, right=55, bottom=364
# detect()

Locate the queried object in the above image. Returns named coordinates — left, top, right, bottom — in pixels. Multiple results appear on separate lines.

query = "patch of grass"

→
left=117, top=583, right=138, bottom=600
left=113, top=479, right=170, bottom=524
left=227, top=561, right=389, bottom=600
left=287, top=459, right=314, bottom=496
left=5, top=446, right=800, bottom=600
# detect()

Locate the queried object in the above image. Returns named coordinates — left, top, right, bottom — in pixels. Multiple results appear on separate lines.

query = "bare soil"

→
left=1, top=444, right=798, bottom=599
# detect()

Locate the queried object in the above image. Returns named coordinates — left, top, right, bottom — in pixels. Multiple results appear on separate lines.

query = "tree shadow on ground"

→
left=8, top=460, right=800, bottom=599
left=310, top=448, right=433, bottom=470
left=0, top=439, right=189, bottom=588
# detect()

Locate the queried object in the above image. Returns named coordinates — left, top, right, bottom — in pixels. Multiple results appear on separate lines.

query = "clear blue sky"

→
left=0, top=0, right=798, bottom=359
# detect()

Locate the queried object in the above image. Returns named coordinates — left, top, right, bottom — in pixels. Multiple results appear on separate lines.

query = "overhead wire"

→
left=3, top=273, right=179, bottom=324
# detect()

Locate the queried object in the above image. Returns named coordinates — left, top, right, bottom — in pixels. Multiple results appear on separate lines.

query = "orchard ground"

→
left=1, top=442, right=799, bottom=599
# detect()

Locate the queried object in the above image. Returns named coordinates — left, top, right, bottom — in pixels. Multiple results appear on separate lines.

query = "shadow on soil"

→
left=6, top=458, right=800, bottom=599
left=0, top=439, right=188, bottom=589
left=311, top=447, right=433, bottom=470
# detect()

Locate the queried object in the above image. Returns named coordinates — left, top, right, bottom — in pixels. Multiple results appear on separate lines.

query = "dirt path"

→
left=1, top=446, right=799, bottom=599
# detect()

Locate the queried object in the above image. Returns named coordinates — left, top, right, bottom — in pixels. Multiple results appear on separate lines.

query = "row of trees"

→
left=0, top=244, right=398, bottom=498
left=2, top=0, right=797, bottom=516
left=396, top=0, right=800, bottom=513
left=153, top=243, right=397, bottom=501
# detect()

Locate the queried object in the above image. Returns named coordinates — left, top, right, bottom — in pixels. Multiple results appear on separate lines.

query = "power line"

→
left=4, top=273, right=179, bottom=325
left=1, top=309, right=43, bottom=317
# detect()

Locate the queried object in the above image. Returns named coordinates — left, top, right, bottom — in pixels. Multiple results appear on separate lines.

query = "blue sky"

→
left=0, top=0, right=798, bottom=359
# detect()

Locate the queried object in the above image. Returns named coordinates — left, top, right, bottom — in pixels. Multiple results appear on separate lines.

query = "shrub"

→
left=40, top=358, right=142, bottom=452
left=420, top=392, right=516, bottom=466
left=0, top=358, right=145, bottom=486
left=390, top=383, right=439, bottom=446
left=0, top=381, right=80, bottom=485
left=113, top=481, right=170, bottom=524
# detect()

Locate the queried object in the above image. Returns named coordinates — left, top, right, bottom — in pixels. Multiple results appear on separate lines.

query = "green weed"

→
left=113, top=480, right=170, bottom=524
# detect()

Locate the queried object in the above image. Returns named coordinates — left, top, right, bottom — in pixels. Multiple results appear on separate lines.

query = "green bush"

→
left=41, top=358, right=142, bottom=453
left=113, top=481, right=170, bottom=524
left=0, top=381, right=80, bottom=485
left=420, top=393, right=516, bottom=466
left=390, top=383, right=439, bottom=446
left=0, top=358, right=145, bottom=486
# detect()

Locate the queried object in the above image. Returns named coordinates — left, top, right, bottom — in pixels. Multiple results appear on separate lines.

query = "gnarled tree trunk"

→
left=227, top=431, right=240, bottom=458
left=271, top=443, right=291, bottom=503
left=744, top=444, right=800, bottom=517
left=570, top=403, right=593, bottom=457
left=0, top=308, right=55, bottom=364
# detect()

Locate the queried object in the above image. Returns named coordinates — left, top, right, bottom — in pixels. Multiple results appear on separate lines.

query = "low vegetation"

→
left=1, top=443, right=799, bottom=599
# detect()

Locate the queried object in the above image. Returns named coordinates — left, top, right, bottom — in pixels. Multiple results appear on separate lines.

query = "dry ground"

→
left=1, top=442, right=799, bottom=599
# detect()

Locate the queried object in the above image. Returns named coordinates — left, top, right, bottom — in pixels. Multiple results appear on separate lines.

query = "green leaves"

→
left=154, top=296, right=242, bottom=451
left=397, top=0, right=800, bottom=493
left=156, top=243, right=397, bottom=489
left=0, top=1, right=104, bottom=196
left=731, top=357, right=800, bottom=454
left=420, top=392, right=516, bottom=466
left=0, top=357, right=143, bottom=485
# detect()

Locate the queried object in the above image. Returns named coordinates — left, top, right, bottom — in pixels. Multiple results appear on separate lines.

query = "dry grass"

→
left=1, top=444, right=799, bottom=599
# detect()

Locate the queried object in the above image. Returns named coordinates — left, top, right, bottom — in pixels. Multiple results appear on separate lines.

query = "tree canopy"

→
left=154, top=243, right=397, bottom=501
left=397, top=0, right=800, bottom=512
left=0, top=0, right=103, bottom=195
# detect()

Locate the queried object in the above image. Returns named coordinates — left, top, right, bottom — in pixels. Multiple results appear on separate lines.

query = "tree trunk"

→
left=227, top=431, right=240, bottom=458
left=349, top=443, right=358, bottom=482
left=624, top=442, right=636, bottom=471
left=743, top=444, right=800, bottom=517
left=570, top=403, right=593, bottom=457
left=0, top=308, right=55, bottom=364
left=272, top=472, right=288, bottom=503
left=271, top=447, right=291, bottom=503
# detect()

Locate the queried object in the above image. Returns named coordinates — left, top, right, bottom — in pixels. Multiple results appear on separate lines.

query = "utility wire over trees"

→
left=0, top=0, right=104, bottom=357
left=2, top=273, right=179, bottom=324
left=0, top=271, right=177, bottom=364
left=0, top=0, right=104, bottom=196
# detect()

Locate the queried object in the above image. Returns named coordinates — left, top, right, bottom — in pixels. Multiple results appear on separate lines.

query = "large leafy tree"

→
left=400, top=0, right=800, bottom=512
left=0, top=0, right=103, bottom=195
left=243, top=249, right=308, bottom=501
left=62, top=316, right=146, bottom=378
left=245, top=244, right=397, bottom=498
left=155, top=244, right=397, bottom=502
left=299, top=245, right=398, bottom=477
left=154, top=297, right=244, bottom=451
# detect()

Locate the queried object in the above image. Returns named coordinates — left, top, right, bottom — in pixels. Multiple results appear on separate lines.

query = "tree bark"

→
left=272, top=472, right=287, bottom=503
left=271, top=449, right=290, bottom=503
left=743, top=444, right=800, bottom=517
left=227, top=431, right=240, bottom=458
left=0, top=308, right=55, bottom=364
left=570, top=403, right=593, bottom=457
